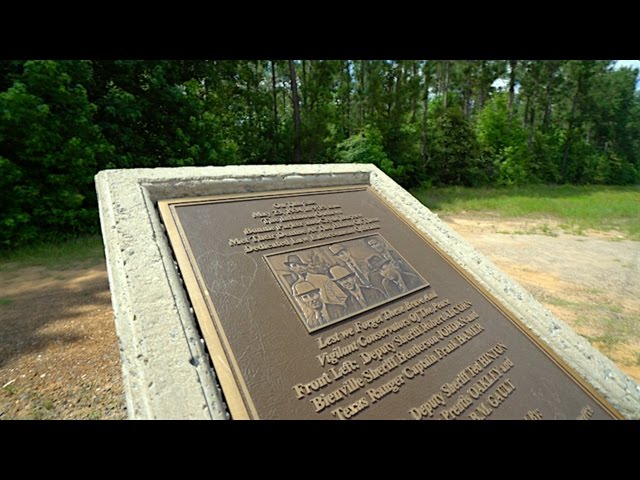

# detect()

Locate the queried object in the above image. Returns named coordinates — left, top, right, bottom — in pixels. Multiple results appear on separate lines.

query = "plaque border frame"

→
left=158, top=185, right=622, bottom=420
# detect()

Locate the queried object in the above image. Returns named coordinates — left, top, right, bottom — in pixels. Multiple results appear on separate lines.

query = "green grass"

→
left=87, top=411, right=102, bottom=420
left=412, top=184, right=640, bottom=240
left=2, top=384, right=17, bottom=395
left=582, top=333, right=622, bottom=353
left=0, top=235, right=105, bottom=272
left=544, top=296, right=582, bottom=308
left=0, top=298, right=12, bottom=306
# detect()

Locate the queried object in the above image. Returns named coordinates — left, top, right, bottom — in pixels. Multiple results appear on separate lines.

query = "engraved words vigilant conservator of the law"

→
left=158, top=186, right=621, bottom=420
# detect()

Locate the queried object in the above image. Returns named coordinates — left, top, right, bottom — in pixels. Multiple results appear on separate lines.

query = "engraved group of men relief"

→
left=266, top=234, right=428, bottom=332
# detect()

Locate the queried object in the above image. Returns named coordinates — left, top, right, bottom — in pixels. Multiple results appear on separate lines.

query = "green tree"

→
left=0, top=60, right=111, bottom=247
left=298, top=60, right=342, bottom=163
left=2, top=59, right=639, bottom=251
left=427, top=101, right=481, bottom=186
left=476, top=93, right=529, bottom=185
left=557, top=61, right=603, bottom=182
left=335, top=124, right=401, bottom=179
left=587, top=66, right=640, bottom=184
left=91, top=60, right=239, bottom=169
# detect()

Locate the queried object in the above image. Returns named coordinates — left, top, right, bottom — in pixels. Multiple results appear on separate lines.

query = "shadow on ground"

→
left=0, top=265, right=126, bottom=419
left=0, top=268, right=111, bottom=368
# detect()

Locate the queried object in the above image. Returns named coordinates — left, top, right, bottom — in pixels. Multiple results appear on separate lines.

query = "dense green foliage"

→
left=1, top=60, right=639, bottom=248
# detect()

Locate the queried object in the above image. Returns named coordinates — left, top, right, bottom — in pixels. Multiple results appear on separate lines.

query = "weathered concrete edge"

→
left=96, top=164, right=640, bottom=419
left=97, top=171, right=225, bottom=419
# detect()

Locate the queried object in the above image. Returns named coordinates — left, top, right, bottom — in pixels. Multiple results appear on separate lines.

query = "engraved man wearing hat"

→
left=284, top=254, right=309, bottom=283
left=284, top=254, right=347, bottom=306
left=365, top=236, right=409, bottom=274
left=329, top=266, right=387, bottom=315
left=366, top=254, right=422, bottom=298
left=328, top=243, right=371, bottom=287
left=294, top=281, right=346, bottom=329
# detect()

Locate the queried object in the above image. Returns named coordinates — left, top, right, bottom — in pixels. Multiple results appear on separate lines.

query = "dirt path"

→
left=1, top=214, right=638, bottom=419
left=0, top=265, right=125, bottom=419
left=442, top=213, right=640, bottom=382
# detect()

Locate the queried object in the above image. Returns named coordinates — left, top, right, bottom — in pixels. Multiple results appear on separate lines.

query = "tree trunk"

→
left=282, top=76, right=287, bottom=118
left=396, top=62, right=404, bottom=117
left=385, top=61, right=399, bottom=118
left=478, top=60, right=488, bottom=110
left=508, top=60, right=518, bottom=122
left=246, top=74, right=253, bottom=129
left=459, top=60, right=473, bottom=118
left=542, top=88, right=552, bottom=130
left=421, top=77, right=430, bottom=167
left=561, top=128, right=573, bottom=182
left=542, top=66, right=555, bottom=131
left=254, top=61, right=261, bottom=131
left=289, top=60, right=301, bottom=164
left=561, top=80, right=581, bottom=182
left=271, top=60, right=278, bottom=134
left=359, top=60, right=366, bottom=126
left=527, top=105, right=536, bottom=151
left=302, top=60, right=307, bottom=108
left=344, top=61, right=351, bottom=137
left=271, top=60, right=278, bottom=158
left=410, top=61, right=418, bottom=123
left=443, top=61, right=450, bottom=109
left=526, top=66, right=541, bottom=150
left=463, top=79, right=472, bottom=118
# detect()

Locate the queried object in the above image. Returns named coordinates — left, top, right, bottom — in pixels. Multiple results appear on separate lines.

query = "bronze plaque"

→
left=158, top=186, right=620, bottom=420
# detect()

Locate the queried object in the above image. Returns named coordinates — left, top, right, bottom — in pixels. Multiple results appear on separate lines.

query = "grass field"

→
left=412, top=184, right=640, bottom=240
left=0, top=235, right=105, bottom=271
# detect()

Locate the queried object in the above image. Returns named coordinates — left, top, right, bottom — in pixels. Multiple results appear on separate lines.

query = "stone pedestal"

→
left=95, top=164, right=640, bottom=419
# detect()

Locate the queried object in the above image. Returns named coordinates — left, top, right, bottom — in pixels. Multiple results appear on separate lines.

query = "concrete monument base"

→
left=95, top=164, right=640, bottom=419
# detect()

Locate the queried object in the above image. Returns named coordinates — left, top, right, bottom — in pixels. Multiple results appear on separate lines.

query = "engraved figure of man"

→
left=329, top=266, right=386, bottom=315
left=285, top=254, right=347, bottom=306
left=365, top=236, right=409, bottom=274
left=366, top=254, right=422, bottom=298
left=328, top=244, right=371, bottom=287
left=294, top=281, right=346, bottom=329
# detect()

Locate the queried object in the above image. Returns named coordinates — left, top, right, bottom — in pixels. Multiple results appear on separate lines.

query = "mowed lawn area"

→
left=412, top=184, right=640, bottom=240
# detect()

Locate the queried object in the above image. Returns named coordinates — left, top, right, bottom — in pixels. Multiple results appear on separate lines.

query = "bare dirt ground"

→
left=0, top=265, right=126, bottom=420
left=442, top=213, right=640, bottom=382
left=1, top=214, right=638, bottom=420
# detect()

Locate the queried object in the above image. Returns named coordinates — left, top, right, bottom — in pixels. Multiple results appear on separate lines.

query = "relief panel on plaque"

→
left=265, top=233, right=429, bottom=332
